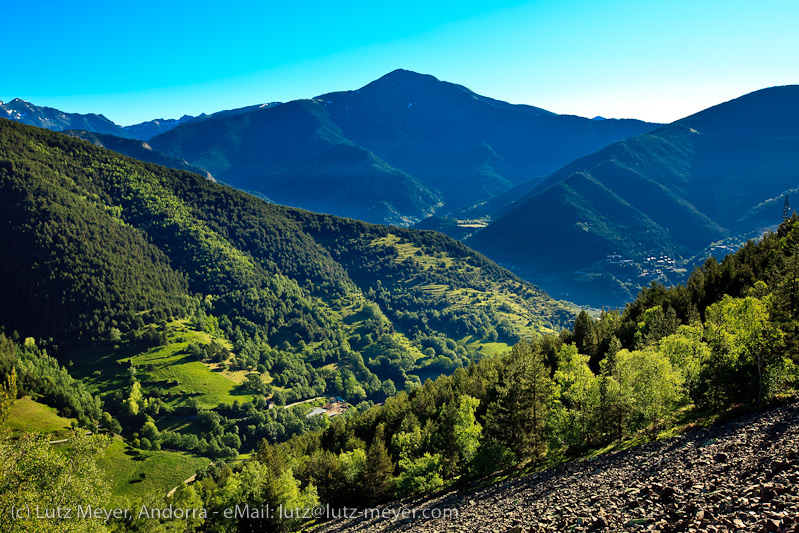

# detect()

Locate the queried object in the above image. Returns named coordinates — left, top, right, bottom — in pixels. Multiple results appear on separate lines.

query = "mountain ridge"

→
left=0, top=98, right=132, bottom=138
left=0, top=97, right=285, bottom=141
left=0, top=117, right=574, bottom=393
left=148, top=69, right=659, bottom=225
left=62, top=129, right=214, bottom=180
left=468, top=84, right=799, bottom=305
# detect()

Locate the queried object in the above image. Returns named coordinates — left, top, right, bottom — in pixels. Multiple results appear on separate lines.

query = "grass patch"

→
left=1, top=396, right=76, bottom=438
left=97, top=436, right=208, bottom=507
left=467, top=341, right=510, bottom=357
left=65, top=320, right=251, bottom=409
left=371, top=234, right=454, bottom=269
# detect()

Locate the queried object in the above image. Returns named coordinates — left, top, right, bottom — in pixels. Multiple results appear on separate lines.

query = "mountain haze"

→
left=0, top=98, right=284, bottom=142
left=121, top=115, right=196, bottom=140
left=63, top=129, right=214, bottom=179
left=122, top=102, right=284, bottom=140
left=148, top=98, right=445, bottom=225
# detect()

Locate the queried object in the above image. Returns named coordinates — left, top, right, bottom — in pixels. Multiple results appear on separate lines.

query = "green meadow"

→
left=2, top=396, right=76, bottom=439
left=96, top=436, right=208, bottom=507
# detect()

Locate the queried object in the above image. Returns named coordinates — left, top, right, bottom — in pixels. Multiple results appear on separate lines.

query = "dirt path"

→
left=48, top=430, right=92, bottom=444
left=283, top=396, right=323, bottom=409
left=166, top=473, right=198, bottom=499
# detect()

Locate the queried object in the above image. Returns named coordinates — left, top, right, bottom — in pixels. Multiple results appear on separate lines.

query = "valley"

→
left=0, top=117, right=576, bottom=508
left=6, top=73, right=797, bottom=309
left=2, top=68, right=799, bottom=533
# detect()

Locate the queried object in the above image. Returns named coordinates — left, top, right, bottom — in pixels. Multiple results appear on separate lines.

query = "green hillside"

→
left=96, top=436, right=208, bottom=507
left=469, top=85, right=799, bottom=306
left=2, top=396, right=76, bottom=438
left=0, top=118, right=574, bottom=461
left=97, top=215, right=799, bottom=533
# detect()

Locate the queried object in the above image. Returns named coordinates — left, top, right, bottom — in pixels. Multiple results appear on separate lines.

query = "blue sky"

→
left=3, top=0, right=797, bottom=125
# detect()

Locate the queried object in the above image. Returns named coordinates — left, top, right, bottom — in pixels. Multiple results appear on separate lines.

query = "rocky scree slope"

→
left=315, top=401, right=799, bottom=532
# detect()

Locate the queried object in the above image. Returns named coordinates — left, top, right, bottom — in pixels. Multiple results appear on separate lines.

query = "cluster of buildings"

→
left=306, top=397, right=349, bottom=418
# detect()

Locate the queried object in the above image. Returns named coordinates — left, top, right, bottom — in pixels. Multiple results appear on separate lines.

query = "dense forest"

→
left=0, top=118, right=573, bottom=410
left=1, top=117, right=798, bottom=532
left=139, top=214, right=795, bottom=533
left=0, top=118, right=573, bottom=530
left=4, top=215, right=798, bottom=531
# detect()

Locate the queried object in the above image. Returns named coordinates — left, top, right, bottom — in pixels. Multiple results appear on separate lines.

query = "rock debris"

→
left=313, top=402, right=799, bottom=532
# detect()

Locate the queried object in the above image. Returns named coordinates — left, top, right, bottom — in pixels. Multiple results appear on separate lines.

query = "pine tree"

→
left=573, top=310, right=598, bottom=357
left=363, top=424, right=395, bottom=502
left=485, top=341, right=552, bottom=461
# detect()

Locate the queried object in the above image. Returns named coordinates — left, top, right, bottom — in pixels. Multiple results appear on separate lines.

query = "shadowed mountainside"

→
left=148, top=69, right=658, bottom=225
left=469, top=85, right=799, bottom=306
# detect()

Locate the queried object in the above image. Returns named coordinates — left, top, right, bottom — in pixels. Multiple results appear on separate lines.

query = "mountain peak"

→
left=381, top=68, right=437, bottom=80
left=362, top=69, right=443, bottom=92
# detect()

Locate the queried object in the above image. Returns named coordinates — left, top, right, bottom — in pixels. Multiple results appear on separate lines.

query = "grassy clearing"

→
left=97, top=436, right=208, bottom=507
left=208, top=363, right=254, bottom=385
left=467, top=341, right=510, bottom=357
left=1, top=396, right=76, bottom=438
left=371, top=233, right=454, bottom=269
left=140, top=355, right=248, bottom=409
left=66, top=320, right=251, bottom=409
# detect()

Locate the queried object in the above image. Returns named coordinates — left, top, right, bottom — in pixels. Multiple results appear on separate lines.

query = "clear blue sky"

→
left=3, top=0, right=797, bottom=125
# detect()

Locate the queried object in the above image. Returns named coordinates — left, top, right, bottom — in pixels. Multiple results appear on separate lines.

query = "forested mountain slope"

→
left=469, top=85, right=799, bottom=306
left=148, top=69, right=658, bottom=225
left=92, top=214, right=799, bottom=533
left=63, top=129, right=214, bottom=179
left=0, top=118, right=573, bottom=400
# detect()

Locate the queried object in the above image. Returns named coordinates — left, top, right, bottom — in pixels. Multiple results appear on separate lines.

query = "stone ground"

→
left=312, top=401, right=799, bottom=532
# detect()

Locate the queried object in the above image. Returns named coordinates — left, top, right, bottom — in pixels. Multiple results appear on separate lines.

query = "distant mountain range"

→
left=0, top=98, right=129, bottom=137
left=2, top=72, right=657, bottom=226
left=147, top=69, right=659, bottom=225
left=468, top=85, right=799, bottom=306
left=0, top=98, right=282, bottom=141
left=6, top=74, right=797, bottom=307
left=121, top=115, right=196, bottom=140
